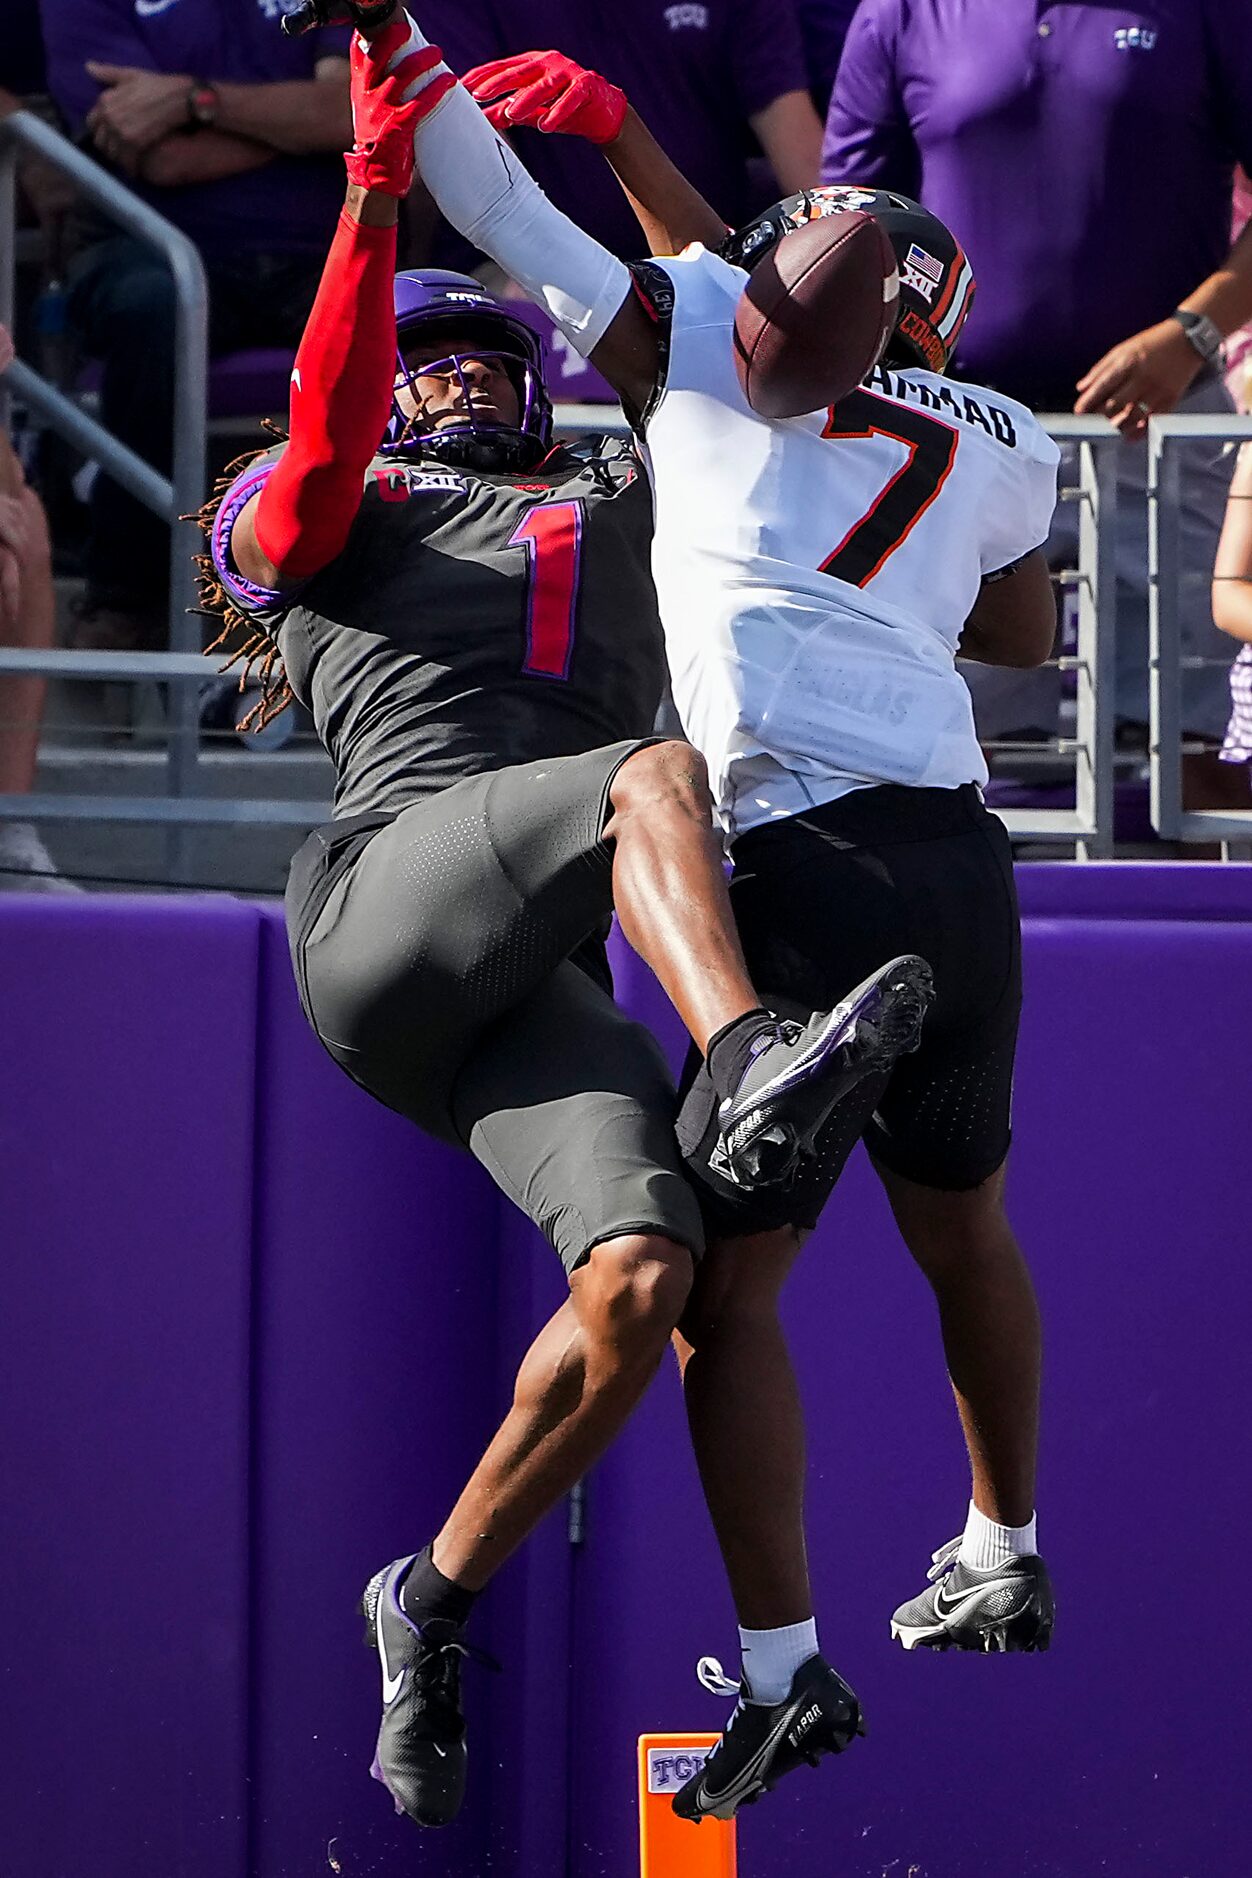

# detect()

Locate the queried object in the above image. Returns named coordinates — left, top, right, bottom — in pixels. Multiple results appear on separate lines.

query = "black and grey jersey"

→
left=211, top=437, right=666, bottom=819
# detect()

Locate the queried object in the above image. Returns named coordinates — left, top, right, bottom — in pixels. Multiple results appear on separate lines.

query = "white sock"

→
left=958, top=1500, right=1037, bottom=1570
left=738, top=1618, right=819, bottom=1706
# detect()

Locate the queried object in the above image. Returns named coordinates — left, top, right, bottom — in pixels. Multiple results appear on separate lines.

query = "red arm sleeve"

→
left=252, top=210, right=397, bottom=582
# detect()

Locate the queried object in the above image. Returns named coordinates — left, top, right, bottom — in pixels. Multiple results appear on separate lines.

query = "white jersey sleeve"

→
left=978, top=410, right=1060, bottom=579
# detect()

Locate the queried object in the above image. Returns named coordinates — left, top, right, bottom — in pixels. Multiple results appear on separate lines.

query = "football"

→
left=732, top=210, right=900, bottom=420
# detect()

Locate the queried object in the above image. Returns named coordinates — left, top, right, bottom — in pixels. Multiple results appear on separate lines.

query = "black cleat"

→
left=890, top=1538, right=1055, bottom=1653
left=360, top=1555, right=497, bottom=1828
left=672, top=1653, right=865, bottom=1824
left=711, top=955, right=934, bottom=1189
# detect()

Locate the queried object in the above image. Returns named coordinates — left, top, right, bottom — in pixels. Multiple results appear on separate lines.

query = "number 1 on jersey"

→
left=820, top=389, right=959, bottom=587
left=511, top=502, right=582, bottom=679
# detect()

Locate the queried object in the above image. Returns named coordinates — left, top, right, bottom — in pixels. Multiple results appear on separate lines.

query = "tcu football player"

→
left=370, top=8, right=1061, bottom=1823
left=203, top=9, right=931, bottom=1835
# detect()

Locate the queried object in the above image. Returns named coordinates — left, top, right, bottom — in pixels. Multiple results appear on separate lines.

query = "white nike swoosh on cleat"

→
left=377, top=1583, right=405, bottom=1703
left=933, top=1574, right=1024, bottom=1625
left=694, top=1699, right=803, bottom=1813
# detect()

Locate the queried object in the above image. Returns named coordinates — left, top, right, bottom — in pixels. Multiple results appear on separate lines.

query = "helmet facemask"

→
left=382, top=286, right=554, bottom=471
left=389, top=335, right=549, bottom=473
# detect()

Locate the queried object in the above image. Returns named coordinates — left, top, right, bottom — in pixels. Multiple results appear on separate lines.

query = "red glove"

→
left=463, top=50, right=627, bottom=146
left=345, top=16, right=456, bottom=195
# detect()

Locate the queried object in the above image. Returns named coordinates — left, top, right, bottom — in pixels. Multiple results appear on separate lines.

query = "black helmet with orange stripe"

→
left=722, top=185, right=976, bottom=376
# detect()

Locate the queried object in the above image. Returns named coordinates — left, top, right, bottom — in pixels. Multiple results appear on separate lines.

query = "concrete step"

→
left=30, top=734, right=333, bottom=895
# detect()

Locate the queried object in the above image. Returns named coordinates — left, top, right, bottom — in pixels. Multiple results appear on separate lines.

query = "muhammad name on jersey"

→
left=863, top=363, right=1019, bottom=449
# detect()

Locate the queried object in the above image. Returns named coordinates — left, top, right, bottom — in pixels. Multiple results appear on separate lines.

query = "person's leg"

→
left=672, top=1227, right=811, bottom=1630
left=881, top=1154, right=1052, bottom=1652
left=432, top=1231, right=693, bottom=1587
left=875, top=1160, right=1040, bottom=1528
left=363, top=957, right=702, bottom=1829
left=668, top=1225, right=865, bottom=1826
left=603, top=739, right=759, bottom=1053
left=0, top=435, right=78, bottom=889
left=604, top=740, right=931, bottom=1186
left=0, top=432, right=50, bottom=796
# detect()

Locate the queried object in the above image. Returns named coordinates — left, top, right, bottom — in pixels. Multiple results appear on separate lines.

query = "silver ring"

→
left=1134, top=400, right=1151, bottom=416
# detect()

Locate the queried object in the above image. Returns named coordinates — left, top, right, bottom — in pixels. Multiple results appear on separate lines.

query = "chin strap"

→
left=253, top=212, right=397, bottom=582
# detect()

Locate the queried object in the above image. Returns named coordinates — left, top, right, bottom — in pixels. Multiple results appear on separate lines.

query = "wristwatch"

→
left=186, top=82, right=220, bottom=130
left=1171, top=309, right=1224, bottom=365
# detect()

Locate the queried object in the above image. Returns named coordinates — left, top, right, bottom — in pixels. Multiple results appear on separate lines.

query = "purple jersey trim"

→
left=211, top=464, right=295, bottom=613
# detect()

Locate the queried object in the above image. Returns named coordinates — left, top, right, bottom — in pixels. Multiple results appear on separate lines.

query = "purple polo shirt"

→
left=822, top=1, right=1252, bottom=408
left=41, top=0, right=349, bottom=259
left=422, top=0, right=810, bottom=261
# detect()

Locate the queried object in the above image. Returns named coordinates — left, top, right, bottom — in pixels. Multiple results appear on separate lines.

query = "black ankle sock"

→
left=705, top=1006, right=775, bottom=1101
left=400, top=1544, right=477, bottom=1628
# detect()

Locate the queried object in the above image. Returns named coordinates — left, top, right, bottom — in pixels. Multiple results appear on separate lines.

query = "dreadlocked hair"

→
left=186, top=422, right=295, bottom=734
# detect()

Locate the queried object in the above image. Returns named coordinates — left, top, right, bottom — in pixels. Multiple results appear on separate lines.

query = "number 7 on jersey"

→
left=820, top=389, right=959, bottom=587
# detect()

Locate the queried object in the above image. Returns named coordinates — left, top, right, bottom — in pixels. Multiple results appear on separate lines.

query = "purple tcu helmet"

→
left=384, top=269, right=554, bottom=471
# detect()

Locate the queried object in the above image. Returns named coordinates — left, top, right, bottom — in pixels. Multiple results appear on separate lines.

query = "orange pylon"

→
left=638, top=1734, right=738, bottom=1877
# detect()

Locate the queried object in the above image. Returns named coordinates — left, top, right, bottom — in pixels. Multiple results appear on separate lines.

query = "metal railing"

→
left=1149, top=412, right=1252, bottom=847
left=998, top=415, right=1119, bottom=860
left=0, top=112, right=320, bottom=875
left=0, top=201, right=1246, bottom=861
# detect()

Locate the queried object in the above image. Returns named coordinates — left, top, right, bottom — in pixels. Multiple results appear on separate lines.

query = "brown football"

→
left=732, top=210, right=900, bottom=420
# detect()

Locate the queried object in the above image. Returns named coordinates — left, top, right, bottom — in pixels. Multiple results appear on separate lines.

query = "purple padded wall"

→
left=3, top=871, right=1250, bottom=1878
left=568, top=914, right=1252, bottom=1878
left=0, top=896, right=259, bottom=1878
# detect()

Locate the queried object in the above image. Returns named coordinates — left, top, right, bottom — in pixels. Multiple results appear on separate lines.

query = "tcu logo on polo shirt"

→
left=665, top=4, right=710, bottom=28
left=1113, top=25, right=1158, bottom=51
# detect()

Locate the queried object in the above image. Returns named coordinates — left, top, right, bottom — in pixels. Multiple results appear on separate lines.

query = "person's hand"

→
left=85, top=63, right=195, bottom=162
left=345, top=16, right=454, bottom=196
left=1074, top=318, right=1206, bottom=441
left=0, top=324, right=13, bottom=375
left=463, top=51, right=627, bottom=146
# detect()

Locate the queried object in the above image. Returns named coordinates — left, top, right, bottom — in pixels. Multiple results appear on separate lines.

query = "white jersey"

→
left=640, top=246, right=1060, bottom=838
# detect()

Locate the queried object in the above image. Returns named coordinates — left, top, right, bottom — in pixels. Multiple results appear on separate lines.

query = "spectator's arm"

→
left=1212, top=445, right=1252, bottom=646
left=1075, top=219, right=1252, bottom=438
left=1076, top=5, right=1252, bottom=439
left=957, top=551, right=1056, bottom=669
left=820, top=0, right=919, bottom=192
left=137, top=130, right=275, bottom=189
left=727, top=0, right=817, bottom=190
left=749, top=90, right=823, bottom=194
left=40, top=0, right=158, bottom=130
left=209, top=59, right=352, bottom=157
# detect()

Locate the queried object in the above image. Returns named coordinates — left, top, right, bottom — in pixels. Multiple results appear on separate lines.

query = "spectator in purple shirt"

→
left=419, top=0, right=824, bottom=265
left=822, top=0, right=1252, bottom=808
left=40, top=0, right=352, bottom=651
